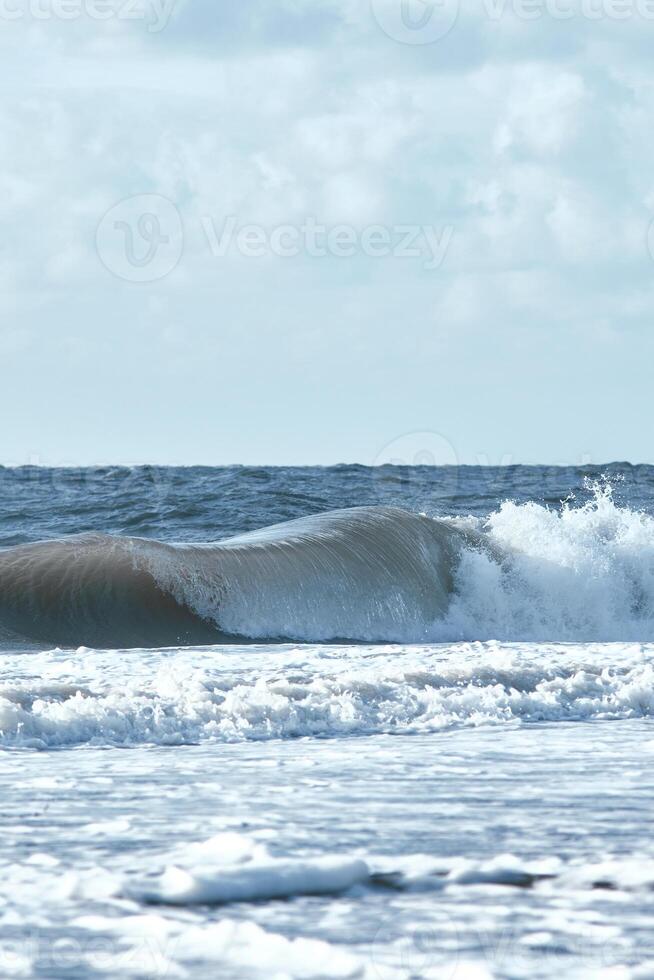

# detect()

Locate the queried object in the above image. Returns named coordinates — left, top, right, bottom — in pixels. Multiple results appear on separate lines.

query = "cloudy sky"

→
left=1, top=0, right=653, bottom=466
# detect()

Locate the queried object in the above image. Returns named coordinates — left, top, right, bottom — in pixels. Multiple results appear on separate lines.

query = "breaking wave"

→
left=0, top=507, right=463, bottom=647
left=1, top=484, right=654, bottom=647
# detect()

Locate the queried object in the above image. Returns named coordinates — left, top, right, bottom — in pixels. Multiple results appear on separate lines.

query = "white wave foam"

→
left=442, top=483, right=654, bottom=642
left=0, top=642, right=652, bottom=748
left=77, top=912, right=364, bottom=979
left=370, top=850, right=654, bottom=893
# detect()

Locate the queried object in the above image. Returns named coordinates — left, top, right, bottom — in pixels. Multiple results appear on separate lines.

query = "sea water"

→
left=1, top=464, right=654, bottom=979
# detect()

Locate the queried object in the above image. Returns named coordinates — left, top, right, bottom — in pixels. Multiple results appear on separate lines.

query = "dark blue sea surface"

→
left=0, top=462, right=650, bottom=546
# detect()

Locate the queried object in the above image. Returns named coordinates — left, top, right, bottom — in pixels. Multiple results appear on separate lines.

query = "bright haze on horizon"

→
left=1, top=0, right=651, bottom=467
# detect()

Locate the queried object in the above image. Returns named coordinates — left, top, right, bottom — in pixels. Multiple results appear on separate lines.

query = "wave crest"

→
left=0, top=508, right=462, bottom=648
left=2, top=486, right=654, bottom=647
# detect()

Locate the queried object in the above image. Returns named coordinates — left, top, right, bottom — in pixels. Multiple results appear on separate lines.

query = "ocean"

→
left=1, top=463, right=654, bottom=979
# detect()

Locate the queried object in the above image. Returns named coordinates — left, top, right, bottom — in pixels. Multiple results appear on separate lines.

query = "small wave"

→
left=128, top=833, right=369, bottom=906
left=123, top=831, right=654, bottom=908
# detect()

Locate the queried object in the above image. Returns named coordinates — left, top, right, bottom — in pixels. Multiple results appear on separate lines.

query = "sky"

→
left=1, top=0, right=654, bottom=467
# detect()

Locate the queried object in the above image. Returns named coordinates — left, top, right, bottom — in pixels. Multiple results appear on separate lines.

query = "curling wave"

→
left=0, top=507, right=465, bottom=648
left=3, top=485, right=654, bottom=648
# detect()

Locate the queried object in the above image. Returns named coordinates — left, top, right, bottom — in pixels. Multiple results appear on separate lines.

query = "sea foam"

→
left=442, top=481, right=654, bottom=642
left=0, top=641, right=652, bottom=748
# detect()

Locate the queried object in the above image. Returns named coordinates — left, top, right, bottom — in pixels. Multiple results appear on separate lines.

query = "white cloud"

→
left=493, top=67, right=586, bottom=156
left=0, top=1, right=652, bottom=464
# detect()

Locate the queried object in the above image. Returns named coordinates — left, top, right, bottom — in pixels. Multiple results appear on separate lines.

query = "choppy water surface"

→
left=2, top=464, right=654, bottom=978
